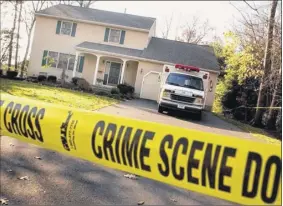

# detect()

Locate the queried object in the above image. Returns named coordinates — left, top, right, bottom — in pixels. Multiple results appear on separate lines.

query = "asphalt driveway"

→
left=98, top=99, right=258, bottom=141
left=1, top=99, right=255, bottom=205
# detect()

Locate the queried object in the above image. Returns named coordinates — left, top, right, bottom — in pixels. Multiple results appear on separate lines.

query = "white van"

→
left=158, top=64, right=209, bottom=120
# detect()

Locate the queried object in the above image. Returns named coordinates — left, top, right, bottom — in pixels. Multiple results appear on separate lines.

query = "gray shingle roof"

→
left=76, top=38, right=219, bottom=72
left=76, top=42, right=143, bottom=57
left=142, top=37, right=219, bottom=71
left=37, top=4, right=156, bottom=30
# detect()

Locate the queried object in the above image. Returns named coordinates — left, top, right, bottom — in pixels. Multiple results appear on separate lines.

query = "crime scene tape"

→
left=0, top=94, right=281, bottom=205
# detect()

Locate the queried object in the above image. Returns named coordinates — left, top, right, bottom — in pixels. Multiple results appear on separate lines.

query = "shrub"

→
left=117, top=84, right=134, bottom=95
left=111, top=88, right=120, bottom=94
left=38, top=75, right=47, bottom=82
left=6, top=71, right=18, bottom=79
left=111, top=94, right=123, bottom=100
left=77, top=78, right=91, bottom=91
left=47, top=75, right=57, bottom=83
left=95, top=91, right=109, bottom=96
left=72, top=77, right=80, bottom=85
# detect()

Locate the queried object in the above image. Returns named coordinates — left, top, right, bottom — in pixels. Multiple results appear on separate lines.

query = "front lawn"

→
left=0, top=79, right=118, bottom=110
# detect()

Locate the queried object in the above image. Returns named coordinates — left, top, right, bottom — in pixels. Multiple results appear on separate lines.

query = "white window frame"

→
left=108, top=28, right=122, bottom=44
left=46, top=50, right=75, bottom=70
left=60, top=21, right=74, bottom=36
left=47, top=51, right=59, bottom=68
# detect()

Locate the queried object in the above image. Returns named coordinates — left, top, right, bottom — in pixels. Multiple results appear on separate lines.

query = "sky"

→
left=1, top=1, right=272, bottom=62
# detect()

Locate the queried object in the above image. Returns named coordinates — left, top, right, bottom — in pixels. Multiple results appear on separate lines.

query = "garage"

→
left=140, top=71, right=161, bottom=101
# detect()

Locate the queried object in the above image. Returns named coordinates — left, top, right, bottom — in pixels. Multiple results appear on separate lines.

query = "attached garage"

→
left=140, top=71, right=161, bottom=101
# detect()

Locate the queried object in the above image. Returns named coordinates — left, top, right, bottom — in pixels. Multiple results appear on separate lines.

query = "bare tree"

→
left=176, top=16, right=214, bottom=44
left=15, top=0, right=23, bottom=71
left=20, top=0, right=46, bottom=77
left=7, top=1, right=18, bottom=71
left=75, top=0, right=96, bottom=8
left=254, top=0, right=278, bottom=126
left=161, top=14, right=173, bottom=39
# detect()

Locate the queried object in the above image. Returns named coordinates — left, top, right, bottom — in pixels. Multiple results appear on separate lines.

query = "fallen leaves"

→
left=34, top=156, right=42, bottom=160
left=124, top=174, right=137, bottom=180
left=137, top=201, right=144, bottom=205
left=6, top=169, right=12, bottom=173
left=0, top=198, right=9, bottom=205
left=17, top=176, right=29, bottom=180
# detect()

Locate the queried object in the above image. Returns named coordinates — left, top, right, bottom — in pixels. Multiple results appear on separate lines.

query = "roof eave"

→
left=75, top=46, right=220, bottom=74
left=35, top=12, right=151, bottom=33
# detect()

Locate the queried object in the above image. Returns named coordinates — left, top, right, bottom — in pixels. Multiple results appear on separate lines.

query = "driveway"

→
left=99, top=99, right=258, bottom=141
left=1, top=99, right=252, bottom=205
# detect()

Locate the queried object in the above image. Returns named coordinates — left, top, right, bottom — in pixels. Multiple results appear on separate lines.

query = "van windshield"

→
left=166, top=73, right=204, bottom=91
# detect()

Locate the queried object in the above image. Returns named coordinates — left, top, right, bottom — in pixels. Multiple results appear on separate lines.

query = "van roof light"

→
left=175, top=64, right=200, bottom=72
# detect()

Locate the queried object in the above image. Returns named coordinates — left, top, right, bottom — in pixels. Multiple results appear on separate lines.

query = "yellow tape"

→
left=0, top=94, right=281, bottom=205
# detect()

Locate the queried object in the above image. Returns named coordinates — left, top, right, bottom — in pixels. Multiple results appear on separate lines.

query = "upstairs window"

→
left=108, top=29, right=121, bottom=43
left=56, top=20, right=77, bottom=37
left=104, top=28, right=126, bottom=44
left=61, top=21, right=72, bottom=35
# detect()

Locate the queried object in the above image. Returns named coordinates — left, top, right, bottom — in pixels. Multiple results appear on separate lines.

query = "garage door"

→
left=140, top=72, right=161, bottom=101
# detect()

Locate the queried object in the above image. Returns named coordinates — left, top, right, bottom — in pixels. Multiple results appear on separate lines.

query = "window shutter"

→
left=120, top=30, right=126, bottom=44
left=78, top=56, right=84, bottom=73
left=56, top=20, right=62, bottom=34
left=104, top=28, right=110, bottom=42
left=71, top=23, right=77, bottom=37
left=41, top=50, right=48, bottom=66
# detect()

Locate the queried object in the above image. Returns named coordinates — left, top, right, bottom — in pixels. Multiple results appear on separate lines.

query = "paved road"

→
left=1, top=99, right=253, bottom=205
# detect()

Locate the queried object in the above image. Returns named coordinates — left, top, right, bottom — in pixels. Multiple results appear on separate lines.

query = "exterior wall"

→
left=146, top=20, right=156, bottom=46
left=28, top=16, right=150, bottom=78
left=205, top=72, right=218, bottom=111
left=123, top=61, right=138, bottom=87
left=134, top=61, right=164, bottom=95
left=81, top=53, right=97, bottom=84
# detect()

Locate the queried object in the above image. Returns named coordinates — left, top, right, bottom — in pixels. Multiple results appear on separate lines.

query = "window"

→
left=47, top=51, right=59, bottom=68
left=61, top=21, right=72, bottom=35
left=108, top=29, right=121, bottom=43
left=58, top=53, right=69, bottom=70
left=44, top=50, right=76, bottom=70
left=166, top=73, right=204, bottom=91
left=68, top=55, right=76, bottom=70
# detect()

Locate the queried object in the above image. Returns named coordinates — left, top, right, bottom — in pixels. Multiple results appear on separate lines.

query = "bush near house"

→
left=117, top=84, right=134, bottom=95
left=6, top=71, right=18, bottom=79
left=38, top=75, right=47, bottom=82
left=47, top=75, right=57, bottom=83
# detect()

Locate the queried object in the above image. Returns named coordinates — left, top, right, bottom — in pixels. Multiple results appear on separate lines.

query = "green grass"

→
left=213, top=112, right=281, bottom=145
left=0, top=79, right=118, bottom=111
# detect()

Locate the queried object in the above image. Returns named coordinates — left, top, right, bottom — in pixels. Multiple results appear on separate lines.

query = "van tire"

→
left=158, top=105, right=164, bottom=113
left=196, top=111, right=202, bottom=121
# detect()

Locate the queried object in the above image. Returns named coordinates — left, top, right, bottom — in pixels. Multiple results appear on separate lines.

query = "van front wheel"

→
left=158, top=105, right=164, bottom=113
left=196, top=111, right=202, bottom=121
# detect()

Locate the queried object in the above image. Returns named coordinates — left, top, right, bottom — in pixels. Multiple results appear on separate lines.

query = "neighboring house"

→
left=28, top=4, right=219, bottom=110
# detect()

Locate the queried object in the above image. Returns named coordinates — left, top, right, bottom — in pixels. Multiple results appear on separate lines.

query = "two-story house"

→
left=28, top=4, right=219, bottom=111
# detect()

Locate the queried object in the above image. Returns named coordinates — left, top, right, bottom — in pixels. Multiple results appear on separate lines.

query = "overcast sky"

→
left=1, top=1, right=272, bottom=61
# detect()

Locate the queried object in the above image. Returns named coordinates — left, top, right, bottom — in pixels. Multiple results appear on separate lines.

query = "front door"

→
left=108, top=62, right=121, bottom=85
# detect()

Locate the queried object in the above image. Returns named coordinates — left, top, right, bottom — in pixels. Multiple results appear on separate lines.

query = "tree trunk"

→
left=266, top=66, right=281, bottom=129
left=254, top=0, right=278, bottom=126
left=7, top=2, right=18, bottom=71
left=20, top=19, right=35, bottom=78
left=15, top=1, right=23, bottom=71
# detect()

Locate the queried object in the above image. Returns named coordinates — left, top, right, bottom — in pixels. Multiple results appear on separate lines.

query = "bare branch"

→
left=161, top=13, right=173, bottom=39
